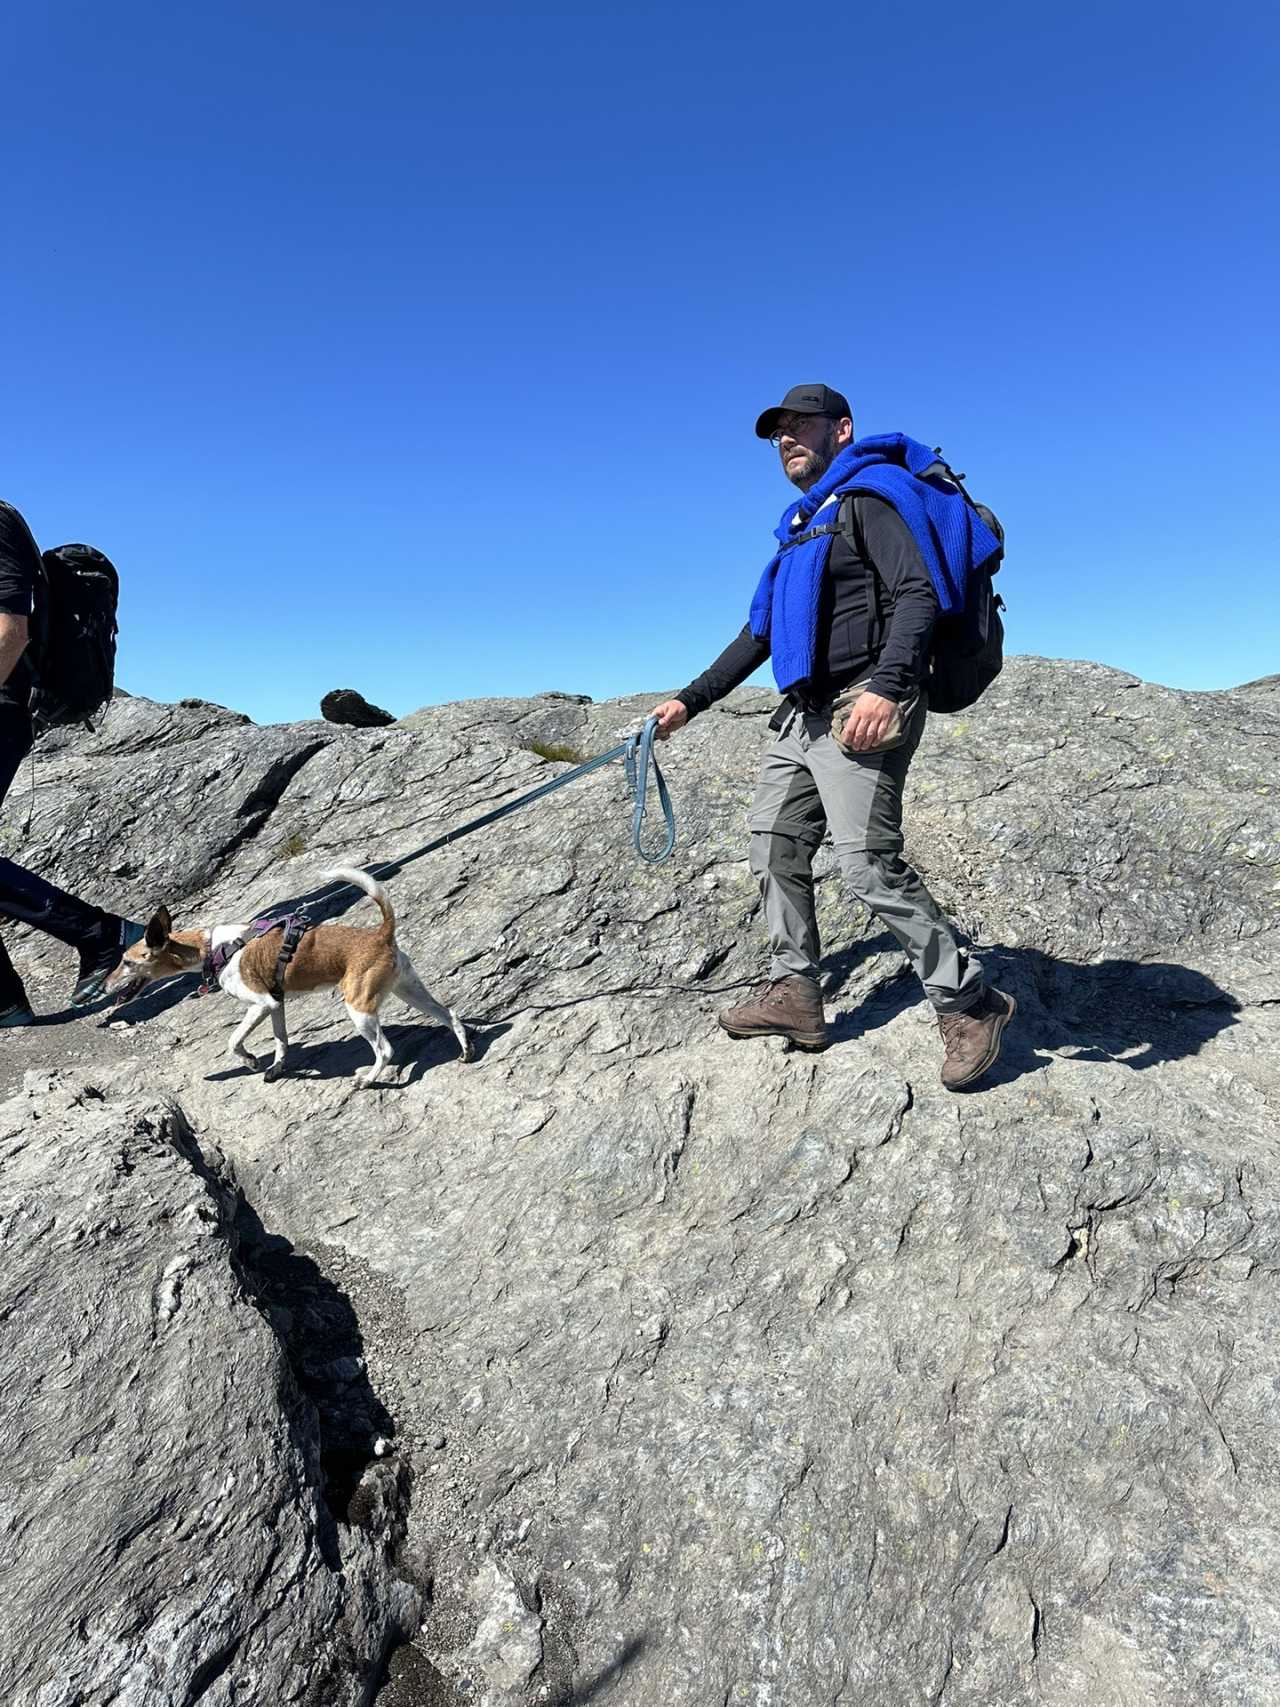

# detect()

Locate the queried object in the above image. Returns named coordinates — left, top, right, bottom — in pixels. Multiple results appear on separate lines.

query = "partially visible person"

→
left=0, top=499, right=141, bottom=1024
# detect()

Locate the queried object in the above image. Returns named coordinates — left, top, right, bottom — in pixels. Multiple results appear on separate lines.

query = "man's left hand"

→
left=838, top=690, right=897, bottom=753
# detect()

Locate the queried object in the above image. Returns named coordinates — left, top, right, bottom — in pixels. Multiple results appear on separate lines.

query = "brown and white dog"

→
left=108, top=866, right=471, bottom=1086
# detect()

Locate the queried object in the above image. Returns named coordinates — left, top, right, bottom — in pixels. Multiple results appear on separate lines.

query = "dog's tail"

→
left=322, top=866, right=396, bottom=939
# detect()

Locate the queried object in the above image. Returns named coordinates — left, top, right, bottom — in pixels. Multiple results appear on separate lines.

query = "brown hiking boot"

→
left=937, top=986, right=1016, bottom=1089
left=718, top=975, right=827, bottom=1050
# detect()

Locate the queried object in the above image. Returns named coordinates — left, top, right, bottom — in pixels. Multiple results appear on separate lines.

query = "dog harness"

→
left=200, top=912, right=312, bottom=999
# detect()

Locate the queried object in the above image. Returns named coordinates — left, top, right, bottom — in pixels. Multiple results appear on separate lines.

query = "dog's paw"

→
left=263, top=1061, right=289, bottom=1084
left=458, top=1036, right=475, bottom=1063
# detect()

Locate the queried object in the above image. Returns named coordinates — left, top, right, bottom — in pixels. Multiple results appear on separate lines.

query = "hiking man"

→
left=0, top=499, right=141, bottom=1024
left=649, top=383, right=1014, bottom=1089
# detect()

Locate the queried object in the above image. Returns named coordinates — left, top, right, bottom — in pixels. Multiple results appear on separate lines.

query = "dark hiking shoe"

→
left=0, top=1002, right=36, bottom=1028
left=938, top=985, right=1016, bottom=1089
left=718, top=975, right=827, bottom=1050
left=71, top=919, right=146, bottom=1008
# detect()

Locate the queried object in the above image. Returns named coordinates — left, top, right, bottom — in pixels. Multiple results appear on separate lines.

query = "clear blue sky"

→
left=2, top=1, right=1276, bottom=722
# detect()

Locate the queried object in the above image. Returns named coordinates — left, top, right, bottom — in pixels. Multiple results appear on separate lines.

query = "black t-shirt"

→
left=675, top=493, right=940, bottom=718
left=0, top=501, right=38, bottom=713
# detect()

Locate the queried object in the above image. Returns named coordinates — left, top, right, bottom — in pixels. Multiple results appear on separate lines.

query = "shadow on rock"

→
left=201, top=1020, right=505, bottom=1087
left=548, top=1635, right=647, bottom=1706
left=825, top=970, right=922, bottom=1045
left=977, top=945, right=1239, bottom=1079
left=34, top=1004, right=101, bottom=1028
left=818, top=939, right=1238, bottom=1086
left=257, top=869, right=410, bottom=929
left=820, top=930, right=904, bottom=1000
left=252, top=1019, right=503, bottom=1085
left=229, top=1193, right=398, bottom=1559
left=99, top=971, right=201, bottom=1026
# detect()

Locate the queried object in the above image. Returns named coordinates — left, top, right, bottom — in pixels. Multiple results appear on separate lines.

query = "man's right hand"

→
left=649, top=699, right=689, bottom=741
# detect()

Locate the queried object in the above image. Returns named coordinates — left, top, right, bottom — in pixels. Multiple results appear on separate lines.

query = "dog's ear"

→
left=144, top=906, right=172, bottom=950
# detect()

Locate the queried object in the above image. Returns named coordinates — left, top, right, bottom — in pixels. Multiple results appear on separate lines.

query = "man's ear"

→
left=834, top=414, right=855, bottom=449
left=144, top=906, right=172, bottom=950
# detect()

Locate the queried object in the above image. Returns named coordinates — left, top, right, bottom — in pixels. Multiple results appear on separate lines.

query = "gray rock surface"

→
left=0, top=1070, right=418, bottom=1705
left=2, top=655, right=1279, bottom=1706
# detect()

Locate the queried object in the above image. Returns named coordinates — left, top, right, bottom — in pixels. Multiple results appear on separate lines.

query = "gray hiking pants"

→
left=746, top=698, right=983, bottom=1013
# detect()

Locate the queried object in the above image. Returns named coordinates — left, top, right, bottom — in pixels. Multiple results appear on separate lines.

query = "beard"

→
left=784, top=427, right=838, bottom=490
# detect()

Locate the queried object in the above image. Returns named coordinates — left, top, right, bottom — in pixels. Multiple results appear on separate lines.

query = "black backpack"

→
left=841, top=454, right=1005, bottom=714
left=918, top=456, right=1005, bottom=713
left=29, top=544, right=120, bottom=733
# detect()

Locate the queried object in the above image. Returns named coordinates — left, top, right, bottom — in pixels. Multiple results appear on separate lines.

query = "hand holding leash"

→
left=648, top=699, right=689, bottom=742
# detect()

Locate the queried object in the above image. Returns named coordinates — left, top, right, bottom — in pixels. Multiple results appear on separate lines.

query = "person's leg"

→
left=812, top=699, right=983, bottom=1008
left=718, top=711, right=828, bottom=1047
left=835, top=847, right=983, bottom=1009
left=0, top=709, right=36, bottom=1018
left=840, top=838, right=1012, bottom=1086
left=811, top=700, right=1012, bottom=1083
left=0, top=712, right=30, bottom=805
left=0, top=936, right=32, bottom=1020
left=745, top=712, right=827, bottom=979
left=0, top=706, right=142, bottom=1008
left=0, top=855, right=115, bottom=948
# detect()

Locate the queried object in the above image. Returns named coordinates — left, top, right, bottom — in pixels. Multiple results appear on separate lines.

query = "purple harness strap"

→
left=201, top=913, right=310, bottom=994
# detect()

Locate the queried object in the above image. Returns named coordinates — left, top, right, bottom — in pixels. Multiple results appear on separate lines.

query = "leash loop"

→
left=625, top=716, right=676, bottom=864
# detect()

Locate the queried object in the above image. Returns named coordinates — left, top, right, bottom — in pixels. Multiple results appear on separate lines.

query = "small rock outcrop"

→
left=2, top=658, right=1279, bottom=1706
left=322, top=688, right=396, bottom=728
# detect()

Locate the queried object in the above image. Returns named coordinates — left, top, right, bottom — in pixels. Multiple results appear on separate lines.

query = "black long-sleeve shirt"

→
left=675, top=493, right=939, bottom=718
left=0, top=501, right=39, bottom=712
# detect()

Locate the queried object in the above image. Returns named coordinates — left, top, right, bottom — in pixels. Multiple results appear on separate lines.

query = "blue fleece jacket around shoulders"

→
left=749, top=433, right=1000, bottom=696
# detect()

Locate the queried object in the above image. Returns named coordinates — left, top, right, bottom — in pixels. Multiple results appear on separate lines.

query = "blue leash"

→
left=298, top=716, right=676, bottom=919
left=623, top=716, right=677, bottom=865
left=140, top=720, right=676, bottom=1010
left=395, top=714, right=675, bottom=870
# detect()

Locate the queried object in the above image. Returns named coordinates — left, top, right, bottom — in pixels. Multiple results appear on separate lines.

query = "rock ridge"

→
left=1, top=654, right=1279, bottom=1706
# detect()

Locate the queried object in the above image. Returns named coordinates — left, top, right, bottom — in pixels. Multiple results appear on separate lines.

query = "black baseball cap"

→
left=754, top=383, right=853, bottom=440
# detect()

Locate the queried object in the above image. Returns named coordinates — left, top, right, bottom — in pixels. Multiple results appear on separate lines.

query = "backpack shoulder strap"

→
left=922, top=453, right=1005, bottom=561
left=837, top=492, right=887, bottom=653
left=27, top=546, right=52, bottom=676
